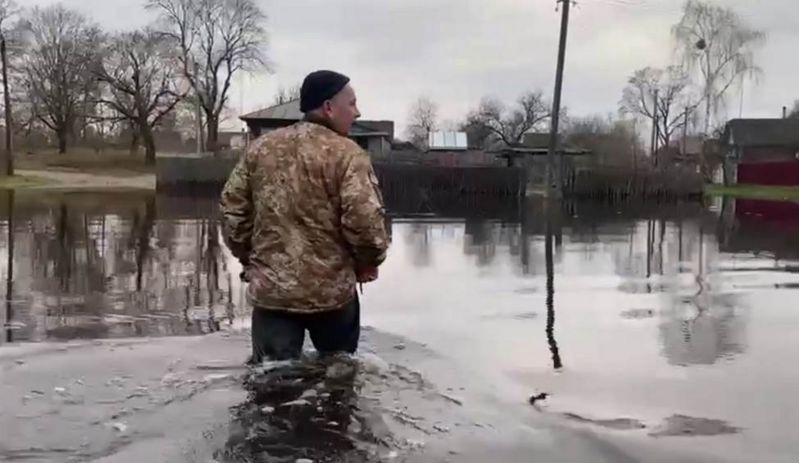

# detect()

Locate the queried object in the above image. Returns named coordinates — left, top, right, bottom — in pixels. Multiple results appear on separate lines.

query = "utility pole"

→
left=193, top=61, right=203, bottom=156
left=1, top=33, right=13, bottom=176
left=651, top=89, right=659, bottom=166
left=545, top=0, right=572, bottom=199
left=682, top=105, right=689, bottom=156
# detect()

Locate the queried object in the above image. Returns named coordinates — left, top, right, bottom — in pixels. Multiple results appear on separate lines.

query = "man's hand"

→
left=240, top=264, right=252, bottom=283
left=356, top=265, right=379, bottom=283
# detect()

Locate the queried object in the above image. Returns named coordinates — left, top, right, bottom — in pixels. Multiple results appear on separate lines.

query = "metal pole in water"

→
left=194, top=61, right=203, bottom=155
left=1, top=34, right=13, bottom=176
left=545, top=0, right=572, bottom=199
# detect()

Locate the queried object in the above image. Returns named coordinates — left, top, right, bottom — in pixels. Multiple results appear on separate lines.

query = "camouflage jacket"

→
left=220, top=121, right=390, bottom=313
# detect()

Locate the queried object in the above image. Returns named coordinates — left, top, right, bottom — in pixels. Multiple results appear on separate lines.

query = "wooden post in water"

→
left=1, top=33, right=13, bottom=177
left=651, top=89, right=659, bottom=166
left=194, top=61, right=203, bottom=155
left=682, top=105, right=690, bottom=156
left=545, top=0, right=572, bottom=199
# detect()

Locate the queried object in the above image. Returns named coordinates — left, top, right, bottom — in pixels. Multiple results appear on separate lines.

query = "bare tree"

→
left=565, top=114, right=643, bottom=166
left=459, top=119, right=493, bottom=149
left=271, top=84, right=300, bottom=106
left=465, top=91, right=550, bottom=147
left=0, top=0, right=19, bottom=175
left=788, top=100, right=799, bottom=119
left=146, top=0, right=269, bottom=153
left=94, top=30, right=185, bottom=165
left=405, top=96, right=437, bottom=149
left=673, top=0, right=765, bottom=134
left=620, top=66, right=699, bottom=149
left=20, top=5, right=101, bottom=154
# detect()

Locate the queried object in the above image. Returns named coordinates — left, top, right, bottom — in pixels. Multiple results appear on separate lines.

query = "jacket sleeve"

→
left=340, top=150, right=390, bottom=267
left=220, top=151, right=254, bottom=264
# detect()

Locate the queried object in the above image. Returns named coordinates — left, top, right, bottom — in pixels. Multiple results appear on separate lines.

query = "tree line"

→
left=0, top=0, right=269, bottom=165
left=407, top=0, right=767, bottom=164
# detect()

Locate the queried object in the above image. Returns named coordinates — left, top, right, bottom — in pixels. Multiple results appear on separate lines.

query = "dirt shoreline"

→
left=10, top=169, right=156, bottom=191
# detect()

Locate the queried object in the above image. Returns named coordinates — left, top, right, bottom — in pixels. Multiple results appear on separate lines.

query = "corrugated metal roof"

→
left=240, top=99, right=303, bottom=121
left=724, top=119, right=799, bottom=147
left=428, top=131, right=468, bottom=150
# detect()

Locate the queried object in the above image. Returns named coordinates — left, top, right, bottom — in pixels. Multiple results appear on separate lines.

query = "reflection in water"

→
left=5, top=191, right=14, bottom=343
left=0, top=192, right=245, bottom=344
left=4, top=192, right=793, bottom=373
left=544, top=201, right=562, bottom=370
left=405, top=223, right=433, bottom=268
left=464, top=219, right=497, bottom=267
left=659, top=302, right=746, bottom=366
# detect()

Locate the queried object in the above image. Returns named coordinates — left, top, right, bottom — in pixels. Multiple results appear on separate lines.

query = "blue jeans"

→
left=250, top=297, right=360, bottom=362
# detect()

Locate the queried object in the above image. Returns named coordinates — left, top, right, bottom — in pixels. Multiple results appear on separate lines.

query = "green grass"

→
left=705, top=184, right=799, bottom=201
left=0, top=174, right=52, bottom=190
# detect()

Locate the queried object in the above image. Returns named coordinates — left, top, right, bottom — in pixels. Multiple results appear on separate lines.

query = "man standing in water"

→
left=220, top=70, right=389, bottom=362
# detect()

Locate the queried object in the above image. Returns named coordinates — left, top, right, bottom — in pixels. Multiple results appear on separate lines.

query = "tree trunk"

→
left=141, top=125, right=156, bottom=166
left=206, top=115, right=219, bottom=154
left=57, top=126, right=68, bottom=154
left=129, top=129, right=140, bottom=156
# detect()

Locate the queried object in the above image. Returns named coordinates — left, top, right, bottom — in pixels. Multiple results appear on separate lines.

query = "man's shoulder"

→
left=254, top=125, right=300, bottom=147
left=249, top=122, right=367, bottom=161
left=303, top=123, right=363, bottom=153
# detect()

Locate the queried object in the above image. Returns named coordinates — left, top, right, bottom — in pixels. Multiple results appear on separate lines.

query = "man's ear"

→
left=322, top=99, right=334, bottom=115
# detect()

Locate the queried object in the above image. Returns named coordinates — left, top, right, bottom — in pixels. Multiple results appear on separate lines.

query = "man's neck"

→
left=303, top=113, right=346, bottom=136
left=303, top=113, right=335, bottom=131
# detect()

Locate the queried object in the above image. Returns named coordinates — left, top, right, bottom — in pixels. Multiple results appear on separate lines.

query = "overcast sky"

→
left=26, top=0, right=799, bottom=136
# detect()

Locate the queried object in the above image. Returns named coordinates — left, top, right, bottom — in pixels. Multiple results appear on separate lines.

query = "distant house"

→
left=721, top=118, right=799, bottom=186
left=239, top=99, right=394, bottom=158
left=497, top=132, right=589, bottom=167
left=217, top=131, right=248, bottom=151
left=522, top=133, right=557, bottom=150
left=428, top=131, right=468, bottom=151
left=655, top=136, right=705, bottom=167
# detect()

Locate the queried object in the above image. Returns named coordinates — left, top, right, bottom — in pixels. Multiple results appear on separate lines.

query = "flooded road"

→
left=2, top=190, right=799, bottom=461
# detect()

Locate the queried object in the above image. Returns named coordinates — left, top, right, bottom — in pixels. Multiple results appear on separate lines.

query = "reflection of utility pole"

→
left=545, top=201, right=563, bottom=370
left=1, top=33, right=13, bottom=176
left=5, top=191, right=14, bottom=343
left=545, top=0, right=572, bottom=199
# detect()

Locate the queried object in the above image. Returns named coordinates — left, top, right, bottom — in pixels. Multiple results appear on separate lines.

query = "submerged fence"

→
left=568, top=165, right=704, bottom=201
left=156, top=153, right=704, bottom=202
left=372, top=163, right=526, bottom=197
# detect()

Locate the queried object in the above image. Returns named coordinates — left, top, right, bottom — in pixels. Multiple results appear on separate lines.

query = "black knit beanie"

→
left=299, top=70, right=351, bottom=113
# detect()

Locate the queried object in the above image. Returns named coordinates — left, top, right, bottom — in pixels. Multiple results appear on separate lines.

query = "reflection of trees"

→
left=1, top=194, right=242, bottom=342
left=658, top=292, right=746, bottom=366
left=404, top=223, right=433, bottom=268
left=564, top=205, right=747, bottom=367
left=133, top=197, right=156, bottom=292
left=463, top=220, right=497, bottom=267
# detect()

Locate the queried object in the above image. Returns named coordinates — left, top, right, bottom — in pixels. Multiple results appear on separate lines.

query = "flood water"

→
left=2, top=190, right=799, bottom=459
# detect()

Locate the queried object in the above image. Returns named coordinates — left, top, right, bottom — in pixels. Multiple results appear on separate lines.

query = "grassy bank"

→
left=705, top=184, right=799, bottom=201
left=0, top=174, right=51, bottom=190
left=15, top=148, right=154, bottom=176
